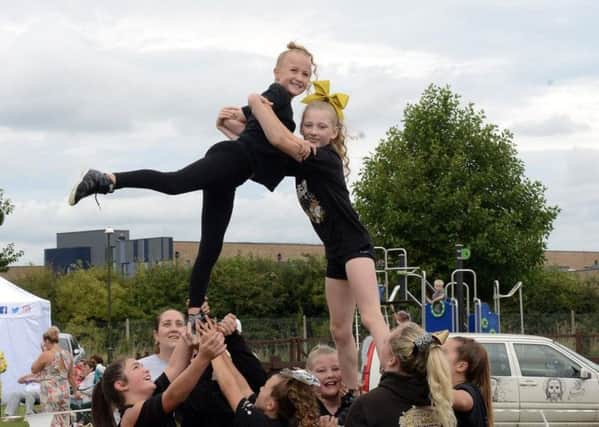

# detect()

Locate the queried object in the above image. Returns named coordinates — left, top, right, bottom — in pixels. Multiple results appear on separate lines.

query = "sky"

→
left=1, top=1, right=599, bottom=266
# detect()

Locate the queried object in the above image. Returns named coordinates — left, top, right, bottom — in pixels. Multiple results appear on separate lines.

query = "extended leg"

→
left=325, top=277, right=359, bottom=390
left=188, top=187, right=236, bottom=309
left=345, top=257, right=390, bottom=368
left=69, top=141, right=250, bottom=205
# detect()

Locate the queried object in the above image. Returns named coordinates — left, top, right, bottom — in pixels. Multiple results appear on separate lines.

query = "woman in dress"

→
left=31, top=326, right=79, bottom=427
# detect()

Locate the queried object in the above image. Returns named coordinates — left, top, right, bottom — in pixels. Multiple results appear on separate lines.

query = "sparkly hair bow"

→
left=413, top=330, right=449, bottom=352
left=279, top=368, right=321, bottom=387
left=301, top=80, right=349, bottom=120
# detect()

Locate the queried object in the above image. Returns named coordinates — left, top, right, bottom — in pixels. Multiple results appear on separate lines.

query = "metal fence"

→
left=59, top=311, right=599, bottom=365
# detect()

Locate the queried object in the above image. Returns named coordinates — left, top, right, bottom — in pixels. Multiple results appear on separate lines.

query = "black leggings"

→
left=114, top=141, right=252, bottom=307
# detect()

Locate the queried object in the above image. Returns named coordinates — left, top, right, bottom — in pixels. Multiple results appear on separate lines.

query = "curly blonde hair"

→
left=301, top=101, right=349, bottom=176
left=276, top=41, right=318, bottom=79
left=390, top=322, right=456, bottom=427
left=271, top=375, right=319, bottom=427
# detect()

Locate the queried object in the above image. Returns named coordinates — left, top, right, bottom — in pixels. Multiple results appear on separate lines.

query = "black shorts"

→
left=326, top=245, right=375, bottom=280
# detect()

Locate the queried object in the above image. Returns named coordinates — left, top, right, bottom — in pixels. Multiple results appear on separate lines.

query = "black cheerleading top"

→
left=286, top=145, right=372, bottom=260
left=119, top=373, right=176, bottom=427
left=233, top=395, right=287, bottom=427
left=240, top=82, right=295, bottom=192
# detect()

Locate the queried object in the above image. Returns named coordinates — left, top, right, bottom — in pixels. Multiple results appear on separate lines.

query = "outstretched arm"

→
left=120, top=322, right=225, bottom=427
left=163, top=326, right=194, bottom=382
left=211, top=352, right=254, bottom=411
left=161, top=320, right=226, bottom=412
left=248, top=94, right=314, bottom=162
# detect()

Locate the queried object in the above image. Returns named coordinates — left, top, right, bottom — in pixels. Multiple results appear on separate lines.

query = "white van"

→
left=58, top=332, right=86, bottom=364
left=361, top=333, right=599, bottom=426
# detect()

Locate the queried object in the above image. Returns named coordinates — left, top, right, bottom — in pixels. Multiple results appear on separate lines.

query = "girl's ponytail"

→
left=426, top=345, right=457, bottom=427
left=91, top=358, right=127, bottom=427
left=390, top=323, right=457, bottom=427
left=91, top=379, right=117, bottom=427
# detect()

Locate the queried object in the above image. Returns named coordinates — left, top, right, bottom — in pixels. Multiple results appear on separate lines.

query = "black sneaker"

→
left=68, top=169, right=114, bottom=206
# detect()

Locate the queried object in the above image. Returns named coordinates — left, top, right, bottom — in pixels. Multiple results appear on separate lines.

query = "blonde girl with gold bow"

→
left=68, top=42, right=316, bottom=321
left=238, top=80, right=390, bottom=393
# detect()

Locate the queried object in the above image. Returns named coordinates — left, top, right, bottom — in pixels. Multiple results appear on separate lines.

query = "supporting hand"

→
left=218, top=313, right=239, bottom=336
left=197, top=318, right=226, bottom=360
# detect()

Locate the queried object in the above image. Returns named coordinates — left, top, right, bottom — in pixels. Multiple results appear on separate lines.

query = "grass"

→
left=0, top=419, right=27, bottom=427
left=1, top=404, right=33, bottom=427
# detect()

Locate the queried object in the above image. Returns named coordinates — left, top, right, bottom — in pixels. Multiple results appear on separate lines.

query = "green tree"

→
left=0, top=189, right=24, bottom=271
left=498, top=268, right=599, bottom=334
left=207, top=255, right=327, bottom=318
left=16, top=267, right=58, bottom=302
left=126, top=262, right=189, bottom=320
left=353, top=85, right=559, bottom=298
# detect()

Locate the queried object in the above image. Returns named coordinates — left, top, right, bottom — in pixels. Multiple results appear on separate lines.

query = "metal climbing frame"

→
left=374, top=247, right=437, bottom=330
left=355, top=246, right=433, bottom=347
left=353, top=247, right=525, bottom=347
left=493, top=280, right=524, bottom=334
left=449, top=269, right=477, bottom=332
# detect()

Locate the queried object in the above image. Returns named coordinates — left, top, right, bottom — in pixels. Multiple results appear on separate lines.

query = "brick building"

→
left=173, top=241, right=324, bottom=266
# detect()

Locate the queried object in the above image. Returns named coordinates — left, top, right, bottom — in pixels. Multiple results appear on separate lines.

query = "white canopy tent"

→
left=0, top=276, right=51, bottom=401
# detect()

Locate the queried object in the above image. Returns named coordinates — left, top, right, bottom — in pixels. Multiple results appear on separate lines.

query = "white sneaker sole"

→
left=68, top=169, right=91, bottom=206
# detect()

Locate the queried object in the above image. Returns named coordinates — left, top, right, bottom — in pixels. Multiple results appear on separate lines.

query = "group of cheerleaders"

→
left=70, top=42, right=493, bottom=427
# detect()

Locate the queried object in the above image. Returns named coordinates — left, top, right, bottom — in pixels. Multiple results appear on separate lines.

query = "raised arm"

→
left=211, top=352, right=254, bottom=411
left=160, top=320, right=226, bottom=413
left=162, top=326, right=194, bottom=382
left=31, top=350, right=51, bottom=374
left=248, top=94, right=314, bottom=162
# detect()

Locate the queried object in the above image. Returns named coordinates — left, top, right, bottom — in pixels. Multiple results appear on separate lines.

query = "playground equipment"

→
left=362, top=246, right=524, bottom=337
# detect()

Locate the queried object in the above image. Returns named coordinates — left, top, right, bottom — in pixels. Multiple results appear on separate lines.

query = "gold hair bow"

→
left=413, top=330, right=449, bottom=352
left=432, top=330, right=450, bottom=345
left=301, top=80, right=349, bottom=120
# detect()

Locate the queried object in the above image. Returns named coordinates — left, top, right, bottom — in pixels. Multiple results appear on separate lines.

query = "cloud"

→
left=2, top=180, right=319, bottom=265
left=2, top=1, right=599, bottom=266
left=513, top=114, right=591, bottom=137
left=521, top=148, right=599, bottom=250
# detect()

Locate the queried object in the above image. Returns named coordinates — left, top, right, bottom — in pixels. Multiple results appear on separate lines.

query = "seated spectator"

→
left=71, top=359, right=96, bottom=425
left=5, top=373, right=41, bottom=416
left=72, top=359, right=96, bottom=403
left=306, top=344, right=354, bottom=425
left=89, top=355, right=105, bottom=383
